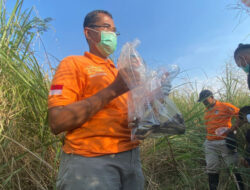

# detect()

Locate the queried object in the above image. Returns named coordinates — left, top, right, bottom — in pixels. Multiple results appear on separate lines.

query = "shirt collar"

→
left=84, top=52, right=115, bottom=68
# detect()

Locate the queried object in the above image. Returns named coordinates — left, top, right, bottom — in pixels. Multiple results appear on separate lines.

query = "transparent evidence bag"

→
left=117, top=39, right=186, bottom=140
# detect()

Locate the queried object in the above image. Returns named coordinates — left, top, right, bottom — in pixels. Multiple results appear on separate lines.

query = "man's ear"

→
left=84, top=28, right=98, bottom=43
left=84, top=28, right=90, bottom=41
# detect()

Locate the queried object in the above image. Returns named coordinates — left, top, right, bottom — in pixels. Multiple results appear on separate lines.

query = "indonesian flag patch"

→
left=49, top=85, right=63, bottom=95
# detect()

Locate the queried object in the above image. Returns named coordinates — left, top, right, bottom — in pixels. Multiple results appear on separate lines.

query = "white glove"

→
left=161, top=81, right=172, bottom=96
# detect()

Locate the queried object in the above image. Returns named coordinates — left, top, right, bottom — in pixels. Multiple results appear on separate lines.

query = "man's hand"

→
left=223, top=119, right=245, bottom=136
left=110, top=67, right=141, bottom=96
left=161, top=72, right=172, bottom=96
left=222, top=128, right=232, bottom=136
left=161, top=81, right=172, bottom=96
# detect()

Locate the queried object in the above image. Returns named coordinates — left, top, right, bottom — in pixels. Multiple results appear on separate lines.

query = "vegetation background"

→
left=0, top=0, right=249, bottom=189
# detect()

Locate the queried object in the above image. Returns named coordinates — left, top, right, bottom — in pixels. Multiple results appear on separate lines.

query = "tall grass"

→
left=0, top=0, right=249, bottom=190
left=0, top=0, right=60, bottom=189
left=142, top=66, right=250, bottom=190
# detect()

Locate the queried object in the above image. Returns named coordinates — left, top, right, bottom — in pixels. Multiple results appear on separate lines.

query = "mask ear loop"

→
left=86, top=27, right=100, bottom=44
left=241, top=55, right=248, bottom=67
left=86, top=27, right=99, bottom=33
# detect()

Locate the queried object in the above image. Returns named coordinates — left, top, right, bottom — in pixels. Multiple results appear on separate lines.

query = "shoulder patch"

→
left=49, top=85, right=63, bottom=95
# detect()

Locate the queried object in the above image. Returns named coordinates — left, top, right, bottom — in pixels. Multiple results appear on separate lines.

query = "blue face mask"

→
left=240, top=64, right=250, bottom=73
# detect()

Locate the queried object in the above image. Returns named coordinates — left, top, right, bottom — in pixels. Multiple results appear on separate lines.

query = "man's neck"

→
left=89, top=46, right=108, bottom=60
left=206, top=100, right=216, bottom=109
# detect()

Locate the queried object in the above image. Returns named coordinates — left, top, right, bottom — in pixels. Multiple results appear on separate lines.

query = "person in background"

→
left=227, top=106, right=250, bottom=168
left=234, top=44, right=250, bottom=168
left=198, top=89, right=244, bottom=190
left=48, top=10, right=145, bottom=190
left=239, top=106, right=250, bottom=167
left=234, top=43, right=250, bottom=89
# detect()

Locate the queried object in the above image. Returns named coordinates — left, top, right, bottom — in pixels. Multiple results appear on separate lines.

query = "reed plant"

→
left=0, top=0, right=60, bottom=189
left=142, top=67, right=250, bottom=190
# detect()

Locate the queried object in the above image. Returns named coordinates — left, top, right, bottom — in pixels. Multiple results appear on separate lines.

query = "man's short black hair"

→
left=239, top=106, right=250, bottom=120
left=234, top=43, right=250, bottom=59
left=83, top=10, right=113, bottom=28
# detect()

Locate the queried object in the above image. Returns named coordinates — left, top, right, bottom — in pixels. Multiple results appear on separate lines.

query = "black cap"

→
left=198, top=89, right=213, bottom=102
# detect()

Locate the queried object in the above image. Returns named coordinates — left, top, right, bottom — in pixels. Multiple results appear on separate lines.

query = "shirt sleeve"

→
left=48, top=56, right=84, bottom=108
left=225, top=103, right=239, bottom=117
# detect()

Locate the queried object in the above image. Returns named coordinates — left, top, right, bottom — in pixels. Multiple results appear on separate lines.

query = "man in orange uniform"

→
left=198, top=90, right=244, bottom=190
left=48, top=10, right=144, bottom=190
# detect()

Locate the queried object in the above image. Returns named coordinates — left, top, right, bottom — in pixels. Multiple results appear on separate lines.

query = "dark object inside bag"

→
left=134, top=113, right=186, bottom=140
left=225, top=131, right=237, bottom=151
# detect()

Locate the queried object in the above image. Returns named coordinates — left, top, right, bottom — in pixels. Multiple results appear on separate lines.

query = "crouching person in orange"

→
left=48, top=10, right=144, bottom=190
left=198, top=90, right=244, bottom=190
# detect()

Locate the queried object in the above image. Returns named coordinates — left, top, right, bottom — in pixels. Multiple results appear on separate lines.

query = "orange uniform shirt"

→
left=48, top=52, right=139, bottom=157
left=204, top=101, right=239, bottom=140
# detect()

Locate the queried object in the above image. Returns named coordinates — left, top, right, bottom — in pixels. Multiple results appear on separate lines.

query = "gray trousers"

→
left=204, top=140, right=239, bottom=173
left=56, top=148, right=144, bottom=190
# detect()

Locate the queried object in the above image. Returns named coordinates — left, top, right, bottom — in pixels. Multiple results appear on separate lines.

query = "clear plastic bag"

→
left=241, top=0, right=250, bottom=7
left=215, top=127, right=228, bottom=136
left=117, top=39, right=186, bottom=140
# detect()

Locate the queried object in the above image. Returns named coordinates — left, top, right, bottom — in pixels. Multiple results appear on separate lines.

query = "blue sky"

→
left=6, top=0, right=250, bottom=88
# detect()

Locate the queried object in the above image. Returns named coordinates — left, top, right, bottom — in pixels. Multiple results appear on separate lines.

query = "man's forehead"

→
left=95, top=13, right=114, bottom=25
left=237, top=50, right=250, bottom=63
left=238, top=48, right=250, bottom=57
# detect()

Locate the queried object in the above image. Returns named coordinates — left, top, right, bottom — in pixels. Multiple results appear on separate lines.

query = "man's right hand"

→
left=109, top=67, right=141, bottom=97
